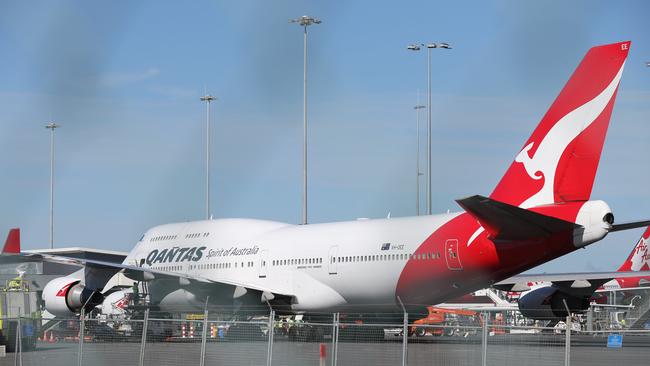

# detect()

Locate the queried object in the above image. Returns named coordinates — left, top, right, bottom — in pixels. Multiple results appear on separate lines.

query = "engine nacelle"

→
left=573, top=200, right=613, bottom=248
left=42, top=277, right=104, bottom=317
left=518, top=286, right=590, bottom=320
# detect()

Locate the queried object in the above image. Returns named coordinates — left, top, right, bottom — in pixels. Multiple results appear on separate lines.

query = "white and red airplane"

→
left=602, top=225, right=650, bottom=290
left=497, top=225, right=650, bottom=319
left=3, top=41, right=650, bottom=321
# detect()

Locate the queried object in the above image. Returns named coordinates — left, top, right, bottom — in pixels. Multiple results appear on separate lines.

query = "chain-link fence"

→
left=2, top=310, right=650, bottom=366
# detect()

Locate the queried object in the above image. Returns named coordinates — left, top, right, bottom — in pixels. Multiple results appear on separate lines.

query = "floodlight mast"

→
left=407, top=42, right=452, bottom=215
left=414, top=100, right=426, bottom=216
left=290, top=15, right=321, bottom=225
left=200, top=94, right=217, bottom=220
left=45, top=121, right=60, bottom=249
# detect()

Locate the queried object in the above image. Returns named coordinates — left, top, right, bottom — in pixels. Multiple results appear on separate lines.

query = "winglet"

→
left=3, top=228, right=21, bottom=254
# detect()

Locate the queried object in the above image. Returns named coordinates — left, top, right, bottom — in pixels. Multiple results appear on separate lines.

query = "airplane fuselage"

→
left=124, top=203, right=600, bottom=312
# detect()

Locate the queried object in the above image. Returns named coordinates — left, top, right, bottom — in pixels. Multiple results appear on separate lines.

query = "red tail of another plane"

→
left=491, top=41, right=630, bottom=208
left=2, top=228, right=20, bottom=254
left=618, top=226, right=650, bottom=272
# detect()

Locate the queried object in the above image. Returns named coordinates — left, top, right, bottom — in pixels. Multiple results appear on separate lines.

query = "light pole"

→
left=45, top=122, right=60, bottom=249
left=414, top=101, right=425, bottom=216
left=200, top=94, right=217, bottom=220
left=407, top=42, right=451, bottom=215
left=290, top=15, right=321, bottom=225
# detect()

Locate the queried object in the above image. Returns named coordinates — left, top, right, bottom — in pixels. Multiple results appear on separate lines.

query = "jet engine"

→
left=518, top=286, right=590, bottom=320
left=42, top=277, right=104, bottom=317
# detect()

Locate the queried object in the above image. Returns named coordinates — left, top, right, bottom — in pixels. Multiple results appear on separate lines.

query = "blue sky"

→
left=1, top=1, right=649, bottom=273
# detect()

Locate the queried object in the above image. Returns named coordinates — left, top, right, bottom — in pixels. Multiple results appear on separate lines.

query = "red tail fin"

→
left=490, top=41, right=630, bottom=208
left=618, top=226, right=650, bottom=272
left=2, top=228, right=20, bottom=254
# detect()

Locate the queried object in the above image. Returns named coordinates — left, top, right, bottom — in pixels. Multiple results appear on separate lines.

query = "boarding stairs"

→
left=625, top=292, right=650, bottom=329
left=483, top=288, right=512, bottom=307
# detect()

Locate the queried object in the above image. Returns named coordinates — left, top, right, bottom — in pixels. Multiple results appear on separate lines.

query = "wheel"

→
left=415, top=327, right=426, bottom=337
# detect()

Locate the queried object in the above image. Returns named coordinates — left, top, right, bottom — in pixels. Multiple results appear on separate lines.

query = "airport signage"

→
left=607, top=333, right=622, bottom=348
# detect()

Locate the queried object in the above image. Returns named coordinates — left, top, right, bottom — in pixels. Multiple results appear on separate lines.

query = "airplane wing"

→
left=595, top=286, right=650, bottom=293
left=0, top=252, right=294, bottom=304
left=493, top=270, right=650, bottom=293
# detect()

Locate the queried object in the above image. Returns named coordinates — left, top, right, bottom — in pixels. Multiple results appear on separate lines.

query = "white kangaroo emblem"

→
left=516, top=62, right=625, bottom=209
left=467, top=61, right=626, bottom=247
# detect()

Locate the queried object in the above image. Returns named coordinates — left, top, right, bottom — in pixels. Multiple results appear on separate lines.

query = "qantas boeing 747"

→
left=3, top=41, right=650, bottom=324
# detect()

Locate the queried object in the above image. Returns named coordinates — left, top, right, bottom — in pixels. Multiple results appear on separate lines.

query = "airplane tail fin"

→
left=490, top=41, right=630, bottom=208
left=618, top=226, right=650, bottom=272
left=2, top=228, right=21, bottom=254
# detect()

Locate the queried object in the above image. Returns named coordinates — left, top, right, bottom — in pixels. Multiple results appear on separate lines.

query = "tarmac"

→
left=2, top=336, right=649, bottom=366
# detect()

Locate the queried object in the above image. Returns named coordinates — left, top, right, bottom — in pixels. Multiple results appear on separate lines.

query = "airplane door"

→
left=259, top=249, right=268, bottom=278
left=445, top=239, right=463, bottom=270
left=328, top=245, right=338, bottom=275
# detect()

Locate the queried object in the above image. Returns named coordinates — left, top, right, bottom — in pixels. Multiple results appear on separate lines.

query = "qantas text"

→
left=145, top=246, right=207, bottom=265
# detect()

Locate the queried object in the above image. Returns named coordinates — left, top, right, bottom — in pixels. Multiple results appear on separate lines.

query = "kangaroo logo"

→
left=515, top=63, right=625, bottom=209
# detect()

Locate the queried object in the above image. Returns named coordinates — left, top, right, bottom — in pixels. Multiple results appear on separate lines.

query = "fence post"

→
left=397, top=311, right=408, bottom=366
left=481, top=312, right=488, bottom=366
left=397, top=297, right=408, bottom=366
left=16, top=316, right=23, bottom=366
left=266, top=309, right=275, bottom=366
left=77, top=308, right=85, bottom=366
left=331, top=313, right=339, bottom=366
left=138, top=308, right=150, bottom=366
left=199, top=300, right=209, bottom=366
left=564, top=315, right=571, bottom=366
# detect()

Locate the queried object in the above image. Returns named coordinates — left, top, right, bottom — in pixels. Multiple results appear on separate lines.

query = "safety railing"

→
left=2, top=311, right=650, bottom=366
